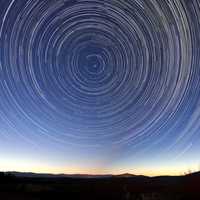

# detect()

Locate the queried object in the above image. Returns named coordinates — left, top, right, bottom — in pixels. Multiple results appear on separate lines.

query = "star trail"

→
left=0, top=0, right=200, bottom=175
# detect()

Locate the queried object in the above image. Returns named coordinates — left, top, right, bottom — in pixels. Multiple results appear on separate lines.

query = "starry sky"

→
left=0, top=0, right=200, bottom=176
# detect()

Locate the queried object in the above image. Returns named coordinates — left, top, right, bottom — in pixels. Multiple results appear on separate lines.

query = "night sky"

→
left=0, top=0, right=200, bottom=176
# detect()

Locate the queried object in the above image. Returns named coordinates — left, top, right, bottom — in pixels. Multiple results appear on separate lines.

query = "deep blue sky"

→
left=0, top=0, right=200, bottom=176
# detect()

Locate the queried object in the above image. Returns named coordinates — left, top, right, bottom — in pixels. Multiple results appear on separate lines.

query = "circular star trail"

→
left=0, top=0, right=200, bottom=153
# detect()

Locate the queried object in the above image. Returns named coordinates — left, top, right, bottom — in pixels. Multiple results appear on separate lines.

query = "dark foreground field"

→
left=0, top=172, right=200, bottom=200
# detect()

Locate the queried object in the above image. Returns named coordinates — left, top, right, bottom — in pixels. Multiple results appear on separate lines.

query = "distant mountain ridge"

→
left=4, top=171, right=145, bottom=179
left=3, top=171, right=200, bottom=179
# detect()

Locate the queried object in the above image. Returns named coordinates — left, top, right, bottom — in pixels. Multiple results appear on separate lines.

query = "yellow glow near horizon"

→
left=0, top=164, right=198, bottom=176
left=0, top=158, right=199, bottom=176
left=109, top=164, right=200, bottom=177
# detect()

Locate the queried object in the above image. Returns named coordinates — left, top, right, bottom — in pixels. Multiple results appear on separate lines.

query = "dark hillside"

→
left=0, top=172, right=200, bottom=200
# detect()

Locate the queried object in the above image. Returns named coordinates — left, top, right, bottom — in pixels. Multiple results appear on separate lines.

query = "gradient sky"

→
left=0, top=0, right=200, bottom=176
